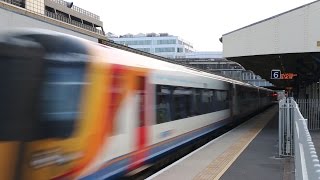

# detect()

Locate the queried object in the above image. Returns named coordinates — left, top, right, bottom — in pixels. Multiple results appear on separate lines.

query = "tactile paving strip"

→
left=193, top=107, right=277, bottom=180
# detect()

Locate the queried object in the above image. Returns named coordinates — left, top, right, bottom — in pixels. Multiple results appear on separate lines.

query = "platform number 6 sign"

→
left=271, top=69, right=281, bottom=79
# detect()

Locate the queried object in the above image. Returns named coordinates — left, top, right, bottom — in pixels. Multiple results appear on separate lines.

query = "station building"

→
left=0, top=0, right=106, bottom=42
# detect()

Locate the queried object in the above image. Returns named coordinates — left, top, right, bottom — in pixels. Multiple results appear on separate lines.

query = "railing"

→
left=279, top=97, right=320, bottom=179
left=45, top=11, right=104, bottom=35
left=48, top=0, right=100, bottom=20
left=297, top=99, right=320, bottom=130
left=1, top=0, right=104, bottom=36
left=1, top=0, right=25, bottom=8
left=279, top=98, right=294, bottom=156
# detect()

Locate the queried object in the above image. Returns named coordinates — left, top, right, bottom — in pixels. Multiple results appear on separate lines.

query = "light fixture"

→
left=66, top=2, right=73, bottom=8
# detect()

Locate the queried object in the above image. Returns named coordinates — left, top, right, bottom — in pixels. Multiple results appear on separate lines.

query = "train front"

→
left=0, top=30, right=116, bottom=180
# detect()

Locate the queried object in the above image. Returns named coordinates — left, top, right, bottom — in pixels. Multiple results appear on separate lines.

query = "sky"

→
left=73, top=0, right=315, bottom=51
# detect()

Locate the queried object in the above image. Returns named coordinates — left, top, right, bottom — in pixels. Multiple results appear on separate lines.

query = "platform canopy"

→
left=221, top=0, right=320, bottom=91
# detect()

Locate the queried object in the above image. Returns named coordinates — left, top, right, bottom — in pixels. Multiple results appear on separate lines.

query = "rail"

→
left=48, top=0, right=100, bottom=20
left=45, top=11, right=104, bottom=35
left=1, top=0, right=24, bottom=7
left=279, top=98, right=294, bottom=156
left=297, top=99, right=320, bottom=130
left=279, top=97, right=320, bottom=179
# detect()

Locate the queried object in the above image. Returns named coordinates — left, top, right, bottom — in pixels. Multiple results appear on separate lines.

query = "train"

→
left=0, top=29, right=274, bottom=180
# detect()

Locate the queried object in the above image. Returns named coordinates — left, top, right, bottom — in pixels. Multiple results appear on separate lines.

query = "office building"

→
left=109, top=33, right=194, bottom=59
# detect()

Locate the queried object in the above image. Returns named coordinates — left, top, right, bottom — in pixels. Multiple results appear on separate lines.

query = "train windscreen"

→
left=15, top=33, right=89, bottom=139
left=0, top=40, right=44, bottom=140
left=39, top=60, right=86, bottom=138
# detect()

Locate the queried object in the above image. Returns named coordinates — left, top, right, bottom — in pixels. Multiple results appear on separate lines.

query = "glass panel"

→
left=173, top=87, right=192, bottom=120
left=41, top=63, right=85, bottom=122
left=39, top=62, right=85, bottom=138
left=156, top=86, right=172, bottom=124
left=191, top=89, right=202, bottom=115
left=0, top=45, right=43, bottom=140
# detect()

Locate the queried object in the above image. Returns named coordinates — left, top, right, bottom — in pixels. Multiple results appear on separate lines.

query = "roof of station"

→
left=221, top=0, right=320, bottom=92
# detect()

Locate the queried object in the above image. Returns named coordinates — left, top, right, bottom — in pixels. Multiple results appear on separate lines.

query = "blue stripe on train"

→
left=81, top=118, right=231, bottom=180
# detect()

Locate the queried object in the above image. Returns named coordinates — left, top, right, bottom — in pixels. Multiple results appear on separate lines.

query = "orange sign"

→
left=281, top=73, right=297, bottom=79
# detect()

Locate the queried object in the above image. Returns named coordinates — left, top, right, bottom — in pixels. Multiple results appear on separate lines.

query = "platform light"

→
left=66, top=2, right=73, bottom=8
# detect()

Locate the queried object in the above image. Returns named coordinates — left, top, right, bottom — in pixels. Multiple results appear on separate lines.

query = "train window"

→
left=172, top=87, right=192, bottom=120
left=156, top=84, right=230, bottom=123
left=191, top=89, right=201, bottom=116
left=40, top=61, right=85, bottom=138
left=211, top=90, right=218, bottom=111
left=216, top=90, right=229, bottom=110
left=156, top=86, right=172, bottom=124
left=201, top=90, right=213, bottom=114
left=0, top=45, right=43, bottom=140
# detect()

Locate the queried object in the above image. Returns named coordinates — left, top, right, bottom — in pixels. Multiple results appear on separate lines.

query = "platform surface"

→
left=147, top=105, right=294, bottom=180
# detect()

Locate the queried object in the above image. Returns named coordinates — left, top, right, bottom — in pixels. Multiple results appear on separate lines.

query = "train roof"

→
left=92, top=41, right=262, bottom=88
left=0, top=29, right=272, bottom=91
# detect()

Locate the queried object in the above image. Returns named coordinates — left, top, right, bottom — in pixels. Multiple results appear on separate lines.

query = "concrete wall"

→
left=0, top=6, right=97, bottom=42
left=223, top=1, right=320, bottom=58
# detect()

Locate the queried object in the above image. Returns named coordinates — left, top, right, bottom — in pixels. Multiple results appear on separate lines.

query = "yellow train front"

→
left=0, top=30, right=273, bottom=180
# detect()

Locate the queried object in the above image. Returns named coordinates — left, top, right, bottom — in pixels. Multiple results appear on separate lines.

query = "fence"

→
left=297, top=99, right=320, bottom=130
left=45, top=11, right=104, bottom=35
left=49, top=0, right=100, bottom=20
left=1, top=0, right=24, bottom=7
left=279, top=97, right=320, bottom=179
left=279, top=97, right=294, bottom=156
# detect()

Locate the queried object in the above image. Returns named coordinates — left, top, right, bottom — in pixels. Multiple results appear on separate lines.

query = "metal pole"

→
left=279, top=99, right=282, bottom=156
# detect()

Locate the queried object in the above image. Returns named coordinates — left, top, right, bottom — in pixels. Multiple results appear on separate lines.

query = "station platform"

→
left=147, top=105, right=295, bottom=180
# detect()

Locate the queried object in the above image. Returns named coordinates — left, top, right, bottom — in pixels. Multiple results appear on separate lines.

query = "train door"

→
left=257, top=89, right=262, bottom=110
left=104, top=65, right=150, bottom=172
left=128, top=69, right=150, bottom=170
left=231, top=83, right=239, bottom=118
left=229, top=83, right=234, bottom=120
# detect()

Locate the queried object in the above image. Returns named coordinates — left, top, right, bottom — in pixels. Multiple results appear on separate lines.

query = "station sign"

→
left=271, top=69, right=281, bottom=79
left=271, top=69, right=297, bottom=80
left=281, top=73, right=297, bottom=80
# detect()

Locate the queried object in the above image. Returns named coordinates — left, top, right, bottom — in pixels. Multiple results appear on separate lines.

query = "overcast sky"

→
left=73, top=0, right=315, bottom=51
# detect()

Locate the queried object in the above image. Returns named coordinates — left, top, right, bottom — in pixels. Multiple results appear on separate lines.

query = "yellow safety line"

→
left=193, top=107, right=277, bottom=180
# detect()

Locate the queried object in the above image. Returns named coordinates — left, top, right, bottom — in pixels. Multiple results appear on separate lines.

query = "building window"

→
left=136, top=48, right=150, bottom=53
left=157, top=39, right=176, bottom=45
left=177, top=48, right=183, bottom=52
left=115, top=40, right=151, bottom=46
left=155, top=48, right=175, bottom=53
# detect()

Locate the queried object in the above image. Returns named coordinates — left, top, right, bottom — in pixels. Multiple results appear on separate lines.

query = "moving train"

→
left=0, top=29, right=274, bottom=180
